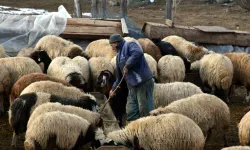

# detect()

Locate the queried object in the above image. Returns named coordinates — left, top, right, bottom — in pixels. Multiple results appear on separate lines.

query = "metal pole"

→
left=101, top=0, right=107, bottom=19
left=120, top=0, right=127, bottom=18
left=165, top=0, right=173, bottom=20
left=74, top=0, right=82, bottom=18
left=92, top=0, right=98, bottom=18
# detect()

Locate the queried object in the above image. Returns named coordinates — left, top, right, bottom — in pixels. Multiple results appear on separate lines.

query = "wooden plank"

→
left=142, top=22, right=250, bottom=47
left=193, top=26, right=235, bottom=33
left=66, top=18, right=122, bottom=27
left=63, top=26, right=122, bottom=35
left=121, top=18, right=129, bottom=35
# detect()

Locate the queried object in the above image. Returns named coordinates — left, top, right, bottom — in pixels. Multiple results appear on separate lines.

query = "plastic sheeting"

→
left=0, top=9, right=67, bottom=56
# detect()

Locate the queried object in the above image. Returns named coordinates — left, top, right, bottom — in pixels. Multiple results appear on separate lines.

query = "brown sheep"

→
left=9, top=73, right=72, bottom=104
left=138, top=38, right=162, bottom=61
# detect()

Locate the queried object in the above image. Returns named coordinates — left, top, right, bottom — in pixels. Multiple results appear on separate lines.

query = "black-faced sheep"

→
left=191, top=53, right=233, bottom=102
left=224, top=53, right=250, bottom=103
left=24, top=111, right=96, bottom=150
left=9, top=73, right=72, bottom=104
left=108, top=113, right=205, bottom=150
left=96, top=70, right=128, bottom=127
left=157, top=55, right=185, bottom=83
left=153, top=82, right=203, bottom=108
left=17, top=49, right=51, bottom=73
left=137, top=38, right=162, bottom=61
left=238, top=111, right=250, bottom=145
left=35, top=35, right=84, bottom=59
left=47, top=56, right=88, bottom=91
left=162, top=35, right=213, bottom=62
left=151, top=38, right=191, bottom=73
left=9, top=92, right=97, bottom=148
left=89, top=57, right=114, bottom=91
left=150, top=93, right=230, bottom=146
left=0, top=57, right=42, bottom=114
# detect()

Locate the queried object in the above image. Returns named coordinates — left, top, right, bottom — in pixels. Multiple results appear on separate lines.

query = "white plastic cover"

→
left=0, top=7, right=68, bottom=56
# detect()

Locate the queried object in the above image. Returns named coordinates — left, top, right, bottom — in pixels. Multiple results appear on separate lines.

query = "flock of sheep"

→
left=0, top=34, right=250, bottom=150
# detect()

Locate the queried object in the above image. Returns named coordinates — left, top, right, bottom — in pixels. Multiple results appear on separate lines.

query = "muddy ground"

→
left=0, top=0, right=250, bottom=149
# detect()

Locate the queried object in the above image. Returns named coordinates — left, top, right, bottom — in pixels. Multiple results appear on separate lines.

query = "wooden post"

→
left=101, top=0, right=107, bottom=19
left=165, top=0, right=174, bottom=26
left=121, top=0, right=127, bottom=18
left=92, top=0, right=98, bottom=18
left=74, top=0, right=82, bottom=18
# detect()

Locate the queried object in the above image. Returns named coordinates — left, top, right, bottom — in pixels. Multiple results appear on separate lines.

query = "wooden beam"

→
left=91, top=0, right=98, bottom=18
left=121, top=0, right=127, bottom=18
left=101, top=0, right=107, bottom=19
left=142, top=22, right=250, bottom=47
left=121, top=18, right=129, bottom=35
left=63, top=26, right=123, bottom=35
left=74, top=0, right=82, bottom=18
left=66, top=18, right=122, bottom=27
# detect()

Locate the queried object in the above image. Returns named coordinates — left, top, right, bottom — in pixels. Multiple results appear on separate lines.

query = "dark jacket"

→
left=112, top=40, right=153, bottom=90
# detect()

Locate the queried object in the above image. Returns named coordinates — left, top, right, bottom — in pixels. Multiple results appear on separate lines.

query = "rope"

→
left=99, top=73, right=126, bottom=114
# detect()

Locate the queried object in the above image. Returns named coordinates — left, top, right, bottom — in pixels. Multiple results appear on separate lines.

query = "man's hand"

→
left=109, top=90, right=115, bottom=98
left=123, top=66, right=128, bottom=74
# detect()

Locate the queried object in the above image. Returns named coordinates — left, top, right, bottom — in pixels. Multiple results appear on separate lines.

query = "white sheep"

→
left=47, top=56, right=87, bottom=91
left=9, top=91, right=97, bottom=148
left=24, top=111, right=95, bottom=150
left=224, top=53, right=250, bottom=103
left=108, top=113, right=205, bottom=150
left=150, top=93, right=230, bottom=145
left=157, top=55, right=185, bottom=83
left=162, top=35, right=213, bottom=62
left=27, top=102, right=102, bottom=129
left=153, top=82, right=203, bottom=108
left=0, top=57, right=42, bottom=114
left=35, top=35, right=83, bottom=59
left=144, top=53, right=158, bottom=80
left=191, top=53, right=233, bottom=102
left=221, top=146, right=250, bottom=150
left=238, top=111, right=250, bottom=145
left=85, top=39, right=117, bottom=60
left=20, top=80, right=86, bottom=100
left=89, top=57, right=114, bottom=90
left=72, top=56, right=90, bottom=83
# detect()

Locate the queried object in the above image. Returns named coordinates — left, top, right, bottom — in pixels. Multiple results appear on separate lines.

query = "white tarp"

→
left=0, top=5, right=68, bottom=56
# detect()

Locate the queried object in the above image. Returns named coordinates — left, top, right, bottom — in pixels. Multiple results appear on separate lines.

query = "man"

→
left=109, top=33, right=154, bottom=122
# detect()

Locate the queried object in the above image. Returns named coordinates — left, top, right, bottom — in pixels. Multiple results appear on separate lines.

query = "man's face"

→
left=110, top=42, right=119, bottom=51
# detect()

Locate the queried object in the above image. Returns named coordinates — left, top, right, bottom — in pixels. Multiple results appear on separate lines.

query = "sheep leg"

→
left=224, top=89, right=230, bottom=103
left=0, top=98, right=4, bottom=116
left=11, top=132, right=18, bottom=149
left=245, top=89, right=250, bottom=104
